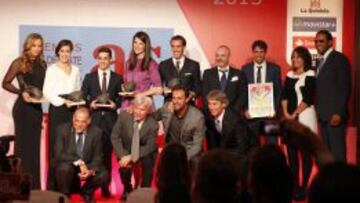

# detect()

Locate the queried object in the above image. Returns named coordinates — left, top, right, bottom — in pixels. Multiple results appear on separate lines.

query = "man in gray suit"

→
left=54, top=107, right=108, bottom=203
left=154, top=84, right=205, bottom=166
left=111, top=95, right=158, bottom=200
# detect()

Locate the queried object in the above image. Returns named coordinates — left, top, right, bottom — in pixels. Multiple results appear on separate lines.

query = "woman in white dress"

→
left=43, top=39, right=81, bottom=189
left=281, top=46, right=317, bottom=201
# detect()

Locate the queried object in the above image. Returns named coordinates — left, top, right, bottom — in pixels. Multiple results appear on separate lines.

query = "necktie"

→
left=215, top=119, right=222, bottom=133
left=101, top=72, right=107, bottom=93
left=175, top=60, right=181, bottom=72
left=131, top=121, right=140, bottom=163
left=316, top=57, right=325, bottom=76
left=256, top=66, right=262, bottom=83
left=76, top=133, right=84, bottom=158
left=220, top=70, right=227, bottom=91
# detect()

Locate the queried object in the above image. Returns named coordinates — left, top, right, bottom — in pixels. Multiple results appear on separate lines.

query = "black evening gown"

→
left=2, top=58, right=46, bottom=189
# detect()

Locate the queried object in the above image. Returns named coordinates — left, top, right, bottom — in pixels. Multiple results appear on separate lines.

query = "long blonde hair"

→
left=19, top=33, right=45, bottom=73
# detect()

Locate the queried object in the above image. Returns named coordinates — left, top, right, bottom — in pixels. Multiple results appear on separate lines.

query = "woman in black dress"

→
left=281, top=46, right=317, bottom=201
left=2, top=33, right=46, bottom=189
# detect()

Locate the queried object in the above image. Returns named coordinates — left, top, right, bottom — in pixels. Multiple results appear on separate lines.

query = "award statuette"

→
left=164, top=78, right=181, bottom=94
left=119, top=82, right=136, bottom=97
left=18, top=75, right=46, bottom=103
left=95, top=93, right=113, bottom=108
left=59, top=91, right=86, bottom=106
left=248, top=83, right=275, bottom=118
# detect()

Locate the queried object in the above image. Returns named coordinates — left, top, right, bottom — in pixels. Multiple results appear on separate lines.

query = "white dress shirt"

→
left=217, top=66, right=230, bottom=81
left=43, top=63, right=81, bottom=106
left=172, top=56, right=185, bottom=71
left=97, top=69, right=111, bottom=89
left=253, top=61, right=267, bottom=83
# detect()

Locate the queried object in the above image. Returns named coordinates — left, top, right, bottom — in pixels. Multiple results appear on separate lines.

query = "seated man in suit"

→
left=202, top=45, right=247, bottom=115
left=242, top=40, right=282, bottom=145
left=55, top=107, right=108, bottom=203
left=205, top=89, right=256, bottom=177
left=111, top=95, right=159, bottom=200
left=159, top=35, right=201, bottom=102
left=81, top=46, right=123, bottom=197
left=154, top=84, right=205, bottom=167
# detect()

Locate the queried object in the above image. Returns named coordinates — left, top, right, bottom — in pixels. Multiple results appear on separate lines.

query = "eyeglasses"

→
left=314, top=40, right=326, bottom=43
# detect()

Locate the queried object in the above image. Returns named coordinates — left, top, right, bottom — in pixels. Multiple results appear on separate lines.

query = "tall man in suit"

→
left=159, top=35, right=201, bottom=102
left=154, top=85, right=205, bottom=166
left=202, top=45, right=247, bottom=115
left=242, top=40, right=282, bottom=144
left=205, top=90, right=257, bottom=179
left=81, top=46, right=123, bottom=196
left=55, top=107, right=108, bottom=203
left=315, top=30, right=351, bottom=161
left=111, top=95, right=159, bottom=200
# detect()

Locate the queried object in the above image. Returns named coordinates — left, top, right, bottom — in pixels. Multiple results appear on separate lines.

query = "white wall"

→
left=0, top=0, right=210, bottom=135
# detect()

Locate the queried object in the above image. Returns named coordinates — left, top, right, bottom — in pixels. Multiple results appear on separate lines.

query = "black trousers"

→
left=47, top=104, right=74, bottom=190
left=119, top=152, right=156, bottom=193
left=55, top=163, right=108, bottom=197
left=287, top=146, right=313, bottom=189
left=319, top=120, right=346, bottom=161
left=93, top=113, right=115, bottom=191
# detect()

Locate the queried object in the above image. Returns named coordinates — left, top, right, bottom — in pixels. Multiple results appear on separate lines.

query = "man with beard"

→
left=154, top=84, right=205, bottom=167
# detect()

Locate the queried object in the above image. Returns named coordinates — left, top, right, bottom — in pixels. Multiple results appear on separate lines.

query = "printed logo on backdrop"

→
left=286, top=0, right=343, bottom=65
left=19, top=26, right=173, bottom=78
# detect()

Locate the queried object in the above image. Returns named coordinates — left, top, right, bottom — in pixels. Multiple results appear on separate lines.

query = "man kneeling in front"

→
left=54, top=107, right=108, bottom=203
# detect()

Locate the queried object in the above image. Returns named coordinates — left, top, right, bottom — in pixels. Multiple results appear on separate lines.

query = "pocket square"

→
left=231, top=76, right=239, bottom=82
left=184, top=73, right=192, bottom=76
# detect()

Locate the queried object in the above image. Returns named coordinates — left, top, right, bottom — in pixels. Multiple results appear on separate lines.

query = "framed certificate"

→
left=248, top=83, right=275, bottom=118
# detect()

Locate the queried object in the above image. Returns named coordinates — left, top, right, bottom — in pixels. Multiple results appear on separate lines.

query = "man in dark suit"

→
left=242, top=40, right=282, bottom=144
left=81, top=46, right=123, bottom=197
left=315, top=30, right=351, bottom=161
left=111, top=95, right=158, bottom=200
left=159, top=35, right=201, bottom=102
left=205, top=90, right=257, bottom=179
left=55, top=107, right=108, bottom=203
left=154, top=85, right=205, bottom=166
left=202, top=45, right=247, bottom=115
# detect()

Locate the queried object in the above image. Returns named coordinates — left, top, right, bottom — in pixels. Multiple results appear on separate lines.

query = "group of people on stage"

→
left=2, top=29, right=351, bottom=202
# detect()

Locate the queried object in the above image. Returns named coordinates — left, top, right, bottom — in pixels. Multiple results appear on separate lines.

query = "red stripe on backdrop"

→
left=343, top=0, right=356, bottom=125
left=177, top=0, right=288, bottom=70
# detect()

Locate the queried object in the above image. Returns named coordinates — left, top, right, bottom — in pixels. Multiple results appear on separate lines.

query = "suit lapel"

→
left=82, top=130, right=92, bottom=160
left=179, top=58, right=190, bottom=76
left=94, top=72, right=102, bottom=95
left=265, top=62, right=272, bottom=83
left=213, top=68, right=222, bottom=89
left=139, top=117, right=149, bottom=139
left=318, top=50, right=336, bottom=76
left=248, top=63, right=255, bottom=84
left=225, top=68, right=235, bottom=92
left=220, top=111, right=234, bottom=147
left=107, top=72, right=116, bottom=94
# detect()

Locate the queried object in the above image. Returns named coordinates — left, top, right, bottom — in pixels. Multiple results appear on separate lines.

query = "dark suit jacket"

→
left=316, top=50, right=351, bottom=121
left=111, top=112, right=159, bottom=160
left=242, top=62, right=282, bottom=114
left=54, top=123, right=104, bottom=171
left=159, top=57, right=201, bottom=98
left=81, top=71, right=123, bottom=133
left=202, top=67, right=247, bottom=113
left=205, top=110, right=255, bottom=160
